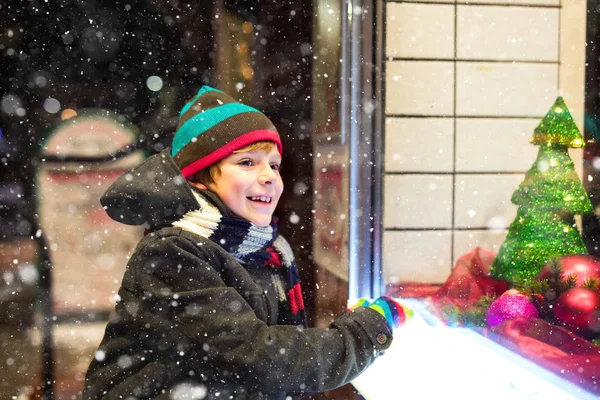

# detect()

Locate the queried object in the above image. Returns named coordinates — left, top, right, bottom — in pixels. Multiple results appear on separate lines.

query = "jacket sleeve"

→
left=131, top=231, right=393, bottom=394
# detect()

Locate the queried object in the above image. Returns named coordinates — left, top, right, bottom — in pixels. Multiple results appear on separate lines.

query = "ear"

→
left=188, top=181, right=208, bottom=190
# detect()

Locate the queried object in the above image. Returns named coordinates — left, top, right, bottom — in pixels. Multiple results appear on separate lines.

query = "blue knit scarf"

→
left=173, top=189, right=306, bottom=327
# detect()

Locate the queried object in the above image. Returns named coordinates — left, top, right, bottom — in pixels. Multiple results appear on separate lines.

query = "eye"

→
left=238, top=159, right=253, bottom=167
left=270, top=163, right=281, bottom=171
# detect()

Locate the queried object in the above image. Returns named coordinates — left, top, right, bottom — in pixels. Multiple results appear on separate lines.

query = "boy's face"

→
left=195, top=146, right=283, bottom=227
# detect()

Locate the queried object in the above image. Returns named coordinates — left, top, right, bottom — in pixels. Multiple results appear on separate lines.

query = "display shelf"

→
left=352, top=299, right=596, bottom=400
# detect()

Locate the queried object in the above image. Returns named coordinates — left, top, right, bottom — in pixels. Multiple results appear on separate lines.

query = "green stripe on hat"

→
left=173, top=111, right=278, bottom=169
left=172, top=103, right=261, bottom=156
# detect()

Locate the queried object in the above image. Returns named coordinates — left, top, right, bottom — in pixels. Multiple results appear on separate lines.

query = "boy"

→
left=84, top=86, right=410, bottom=399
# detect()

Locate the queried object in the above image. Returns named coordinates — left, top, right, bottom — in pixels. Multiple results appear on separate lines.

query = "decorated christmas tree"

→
left=490, top=97, right=593, bottom=283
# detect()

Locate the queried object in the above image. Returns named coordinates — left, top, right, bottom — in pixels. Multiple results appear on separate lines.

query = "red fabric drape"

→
left=432, top=247, right=508, bottom=308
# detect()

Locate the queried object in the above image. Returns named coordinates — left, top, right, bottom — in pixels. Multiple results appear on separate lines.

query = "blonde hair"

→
left=188, top=141, right=278, bottom=185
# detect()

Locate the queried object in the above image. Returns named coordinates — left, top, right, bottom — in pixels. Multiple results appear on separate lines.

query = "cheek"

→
left=218, top=179, right=247, bottom=204
left=229, top=183, right=249, bottom=205
left=224, top=173, right=251, bottom=194
left=231, top=180, right=249, bottom=193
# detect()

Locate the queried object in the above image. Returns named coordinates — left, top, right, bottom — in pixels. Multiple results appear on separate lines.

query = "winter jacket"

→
left=83, top=149, right=393, bottom=399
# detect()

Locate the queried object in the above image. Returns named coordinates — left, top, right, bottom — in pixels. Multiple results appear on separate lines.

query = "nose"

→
left=258, top=164, right=277, bottom=184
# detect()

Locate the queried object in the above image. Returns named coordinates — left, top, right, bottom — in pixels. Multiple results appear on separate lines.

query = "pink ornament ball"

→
left=486, top=295, right=539, bottom=327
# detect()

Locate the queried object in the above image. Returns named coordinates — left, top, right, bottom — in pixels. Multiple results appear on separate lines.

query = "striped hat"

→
left=171, top=86, right=282, bottom=178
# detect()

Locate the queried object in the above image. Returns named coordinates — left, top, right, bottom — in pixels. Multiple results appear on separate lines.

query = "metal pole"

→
left=29, top=210, right=54, bottom=400
left=347, top=0, right=380, bottom=300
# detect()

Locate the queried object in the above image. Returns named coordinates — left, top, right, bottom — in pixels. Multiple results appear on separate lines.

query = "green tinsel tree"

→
left=490, top=97, right=593, bottom=283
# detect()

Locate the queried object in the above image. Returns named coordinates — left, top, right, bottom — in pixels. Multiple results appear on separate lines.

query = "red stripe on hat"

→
left=180, top=129, right=282, bottom=178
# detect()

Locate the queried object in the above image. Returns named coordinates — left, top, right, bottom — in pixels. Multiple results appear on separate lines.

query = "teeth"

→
left=250, top=196, right=271, bottom=203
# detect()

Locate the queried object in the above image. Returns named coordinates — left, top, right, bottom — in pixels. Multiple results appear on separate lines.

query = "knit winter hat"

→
left=171, top=86, right=282, bottom=178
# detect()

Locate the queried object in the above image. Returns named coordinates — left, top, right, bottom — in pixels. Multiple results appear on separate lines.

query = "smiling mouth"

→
left=248, top=196, right=273, bottom=204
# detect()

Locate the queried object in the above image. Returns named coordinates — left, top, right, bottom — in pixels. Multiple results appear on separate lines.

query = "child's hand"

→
left=347, top=297, right=413, bottom=329
left=368, top=297, right=413, bottom=329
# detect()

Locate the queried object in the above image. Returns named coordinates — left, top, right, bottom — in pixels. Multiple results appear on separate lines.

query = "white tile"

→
left=454, top=174, right=522, bottom=228
left=457, top=6, right=558, bottom=61
left=387, top=3, right=455, bottom=59
left=385, top=118, right=454, bottom=172
left=559, top=1, right=587, bottom=130
left=384, top=174, right=453, bottom=228
left=403, top=0, right=456, bottom=3
left=572, top=148, right=584, bottom=178
left=453, top=229, right=508, bottom=265
left=386, top=61, right=454, bottom=116
left=383, top=230, right=452, bottom=284
left=455, top=118, right=540, bottom=172
left=401, top=0, right=559, bottom=3
left=456, top=62, right=557, bottom=116
left=457, top=0, right=558, bottom=4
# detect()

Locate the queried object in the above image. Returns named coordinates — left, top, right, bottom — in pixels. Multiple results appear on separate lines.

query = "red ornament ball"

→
left=486, top=295, right=539, bottom=327
left=554, top=287, right=600, bottom=338
left=538, top=254, right=600, bottom=287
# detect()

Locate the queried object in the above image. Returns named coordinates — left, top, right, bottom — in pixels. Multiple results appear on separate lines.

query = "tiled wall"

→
left=382, top=0, right=587, bottom=285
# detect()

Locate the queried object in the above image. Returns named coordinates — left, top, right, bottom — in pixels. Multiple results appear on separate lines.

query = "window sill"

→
left=351, top=299, right=596, bottom=400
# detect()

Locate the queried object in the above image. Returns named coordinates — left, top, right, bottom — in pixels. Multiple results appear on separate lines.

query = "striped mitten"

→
left=368, top=296, right=413, bottom=329
left=347, top=298, right=371, bottom=312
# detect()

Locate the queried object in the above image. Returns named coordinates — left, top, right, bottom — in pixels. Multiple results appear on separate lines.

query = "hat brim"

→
left=180, top=129, right=282, bottom=178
